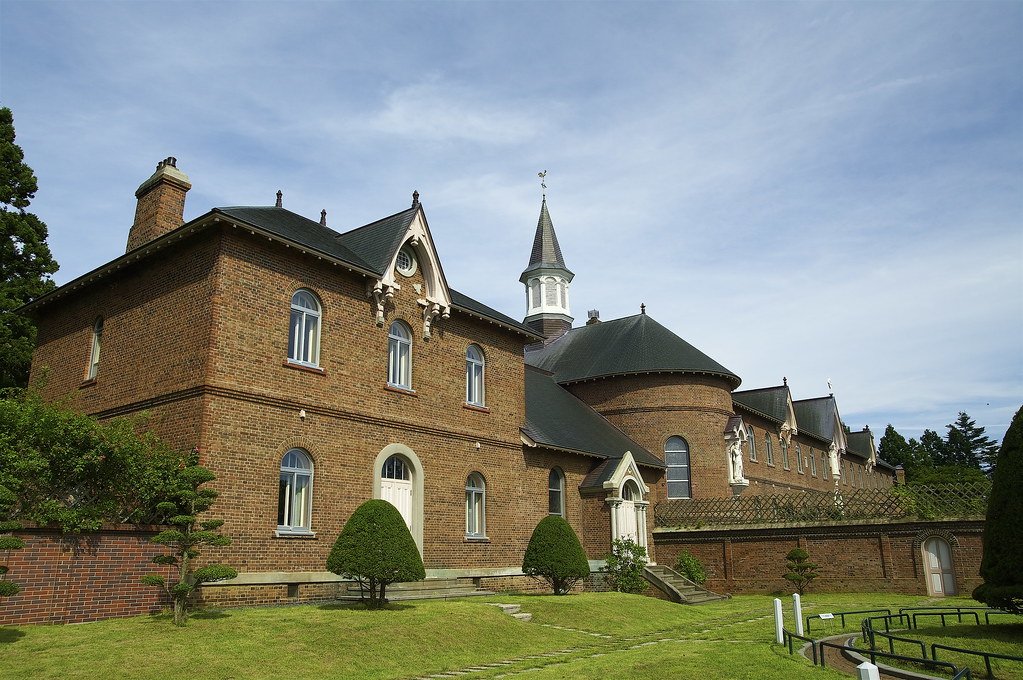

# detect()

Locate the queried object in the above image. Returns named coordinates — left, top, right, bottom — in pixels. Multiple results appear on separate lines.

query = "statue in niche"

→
left=729, top=439, right=745, bottom=483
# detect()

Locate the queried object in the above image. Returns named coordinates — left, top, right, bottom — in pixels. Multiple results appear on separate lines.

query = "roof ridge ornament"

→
left=320, top=209, right=327, bottom=227
left=538, top=170, right=547, bottom=199
left=275, top=190, right=283, bottom=208
left=412, top=190, right=420, bottom=207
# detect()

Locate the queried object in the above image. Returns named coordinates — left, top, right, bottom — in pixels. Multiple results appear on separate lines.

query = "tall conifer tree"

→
left=0, top=107, right=58, bottom=388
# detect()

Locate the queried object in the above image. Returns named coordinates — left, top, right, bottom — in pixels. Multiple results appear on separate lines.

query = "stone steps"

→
left=644, top=565, right=729, bottom=605
left=338, top=578, right=494, bottom=602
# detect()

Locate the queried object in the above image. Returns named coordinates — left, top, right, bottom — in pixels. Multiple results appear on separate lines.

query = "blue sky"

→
left=2, top=0, right=1020, bottom=445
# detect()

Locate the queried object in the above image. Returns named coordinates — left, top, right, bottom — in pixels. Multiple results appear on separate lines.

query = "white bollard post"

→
left=774, top=597, right=784, bottom=644
left=793, top=592, right=803, bottom=636
left=856, top=661, right=881, bottom=680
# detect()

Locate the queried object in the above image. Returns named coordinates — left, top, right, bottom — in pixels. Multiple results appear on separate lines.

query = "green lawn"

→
left=1, top=592, right=1015, bottom=680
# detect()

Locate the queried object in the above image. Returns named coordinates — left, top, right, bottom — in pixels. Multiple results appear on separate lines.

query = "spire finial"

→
left=783, top=376, right=788, bottom=386
left=320, top=209, right=327, bottom=226
left=538, top=170, right=547, bottom=199
left=275, top=190, right=283, bottom=208
left=640, top=303, right=646, bottom=315
left=412, top=190, right=420, bottom=207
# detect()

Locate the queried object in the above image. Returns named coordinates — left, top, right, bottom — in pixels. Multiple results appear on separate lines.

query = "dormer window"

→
left=396, top=247, right=417, bottom=277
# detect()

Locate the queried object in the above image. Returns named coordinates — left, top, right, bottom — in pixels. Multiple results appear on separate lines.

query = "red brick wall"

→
left=1, top=525, right=175, bottom=626
left=653, top=519, right=984, bottom=597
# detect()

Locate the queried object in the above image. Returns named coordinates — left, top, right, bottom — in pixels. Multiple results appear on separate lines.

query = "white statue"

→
left=729, top=439, right=745, bottom=483
left=829, top=441, right=841, bottom=481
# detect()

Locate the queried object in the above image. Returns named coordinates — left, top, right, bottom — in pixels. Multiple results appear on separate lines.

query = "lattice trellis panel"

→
left=654, top=483, right=989, bottom=528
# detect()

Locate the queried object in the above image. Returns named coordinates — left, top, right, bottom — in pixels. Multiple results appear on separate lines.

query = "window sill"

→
left=463, top=403, right=490, bottom=413
left=385, top=385, right=417, bottom=396
left=79, top=378, right=98, bottom=389
left=283, top=361, right=325, bottom=375
left=275, top=529, right=317, bottom=539
left=464, top=535, right=490, bottom=543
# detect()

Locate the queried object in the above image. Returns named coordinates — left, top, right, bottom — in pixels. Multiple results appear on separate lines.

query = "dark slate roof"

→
left=732, top=386, right=790, bottom=424
left=214, top=206, right=374, bottom=270
left=523, top=366, right=663, bottom=468
left=792, top=397, right=838, bottom=442
left=846, top=429, right=874, bottom=462
left=524, top=313, right=741, bottom=388
left=521, top=198, right=572, bottom=278
left=333, top=206, right=419, bottom=275
left=216, top=205, right=537, bottom=337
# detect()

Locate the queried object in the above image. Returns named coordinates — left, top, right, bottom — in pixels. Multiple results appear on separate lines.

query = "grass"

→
left=1, top=592, right=1017, bottom=679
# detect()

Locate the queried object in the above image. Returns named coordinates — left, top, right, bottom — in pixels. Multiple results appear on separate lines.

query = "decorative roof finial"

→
left=538, top=170, right=547, bottom=199
left=320, top=209, right=327, bottom=226
left=827, top=378, right=833, bottom=395
left=783, top=376, right=788, bottom=386
left=412, top=190, right=420, bottom=207
left=275, top=190, right=283, bottom=208
left=640, top=303, right=646, bottom=315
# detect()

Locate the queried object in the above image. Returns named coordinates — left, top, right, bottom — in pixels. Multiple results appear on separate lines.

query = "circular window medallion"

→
left=396, top=248, right=417, bottom=277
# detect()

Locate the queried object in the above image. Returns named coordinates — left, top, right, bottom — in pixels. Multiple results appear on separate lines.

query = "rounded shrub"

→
left=522, top=515, right=590, bottom=595
left=327, top=499, right=425, bottom=608
left=674, top=549, right=707, bottom=585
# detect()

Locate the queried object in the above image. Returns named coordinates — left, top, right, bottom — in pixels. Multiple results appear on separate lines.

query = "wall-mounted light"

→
left=299, top=409, right=307, bottom=421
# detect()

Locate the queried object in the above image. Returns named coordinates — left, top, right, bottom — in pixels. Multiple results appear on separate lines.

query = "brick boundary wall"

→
left=652, top=519, right=985, bottom=597
left=1, top=524, right=176, bottom=626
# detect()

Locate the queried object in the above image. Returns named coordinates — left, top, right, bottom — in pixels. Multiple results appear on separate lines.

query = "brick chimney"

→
left=126, top=157, right=191, bottom=251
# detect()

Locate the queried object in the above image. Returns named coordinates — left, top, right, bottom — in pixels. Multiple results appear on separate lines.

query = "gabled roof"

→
left=522, top=366, right=663, bottom=469
left=524, top=313, right=741, bottom=388
left=792, top=396, right=849, bottom=453
left=846, top=428, right=878, bottom=464
left=333, top=205, right=419, bottom=275
left=520, top=198, right=572, bottom=281
left=732, top=385, right=793, bottom=424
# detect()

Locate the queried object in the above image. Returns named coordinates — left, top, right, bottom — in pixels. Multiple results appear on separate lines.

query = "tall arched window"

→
left=465, top=344, right=485, bottom=406
left=278, top=448, right=313, bottom=534
left=86, top=316, right=103, bottom=380
left=746, top=426, right=757, bottom=461
left=665, top=436, right=691, bottom=499
left=288, top=290, right=321, bottom=367
left=465, top=473, right=486, bottom=538
left=548, top=468, right=565, bottom=516
left=388, top=321, right=412, bottom=389
left=765, top=434, right=775, bottom=466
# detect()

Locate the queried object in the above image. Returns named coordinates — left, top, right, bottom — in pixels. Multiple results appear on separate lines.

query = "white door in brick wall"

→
left=381, top=456, right=414, bottom=530
left=619, top=481, right=639, bottom=542
left=923, top=537, right=956, bottom=596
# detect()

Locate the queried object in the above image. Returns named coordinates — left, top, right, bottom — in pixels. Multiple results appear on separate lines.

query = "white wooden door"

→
left=381, top=456, right=413, bottom=530
left=923, top=537, right=956, bottom=596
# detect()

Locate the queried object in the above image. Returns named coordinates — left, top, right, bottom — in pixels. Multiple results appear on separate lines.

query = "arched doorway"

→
left=373, top=444, right=424, bottom=554
left=380, top=455, right=413, bottom=530
left=922, top=536, right=956, bottom=596
left=619, top=480, right=640, bottom=542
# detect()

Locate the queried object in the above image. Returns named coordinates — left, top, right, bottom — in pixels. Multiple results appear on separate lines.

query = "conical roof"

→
left=520, top=198, right=572, bottom=280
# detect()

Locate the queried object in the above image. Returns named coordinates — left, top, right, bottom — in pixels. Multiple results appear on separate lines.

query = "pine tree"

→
left=0, top=107, right=59, bottom=388
left=783, top=547, right=819, bottom=595
left=522, top=515, right=590, bottom=595
left=973, top=406, right=1023, bottom=614
left=878, top=424, right=918, bottom=468
left=945, top=411, right=999, bottom=471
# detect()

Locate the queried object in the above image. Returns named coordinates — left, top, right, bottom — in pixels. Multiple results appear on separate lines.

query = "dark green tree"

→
left=0, top=483, right=24, bottom=599
left=522, top=515, right=590, bottom=595
left=973, top=406, right=1023, bottom=614
left=326, top=499, right=425, bottom=609
left=916, top=429, right=948, bottom=467
left=945, top=411, right=999, bottom=471
left=878, top=424, right=921, bottom=469
left=0, top=389, right=186, bottom=532
left=0, top=108, right=59, bottom=388
left=783, top=547, right=819, bottom=595
left=600, top=538, right=648, bottom=593
left=140, top=450, right=236, bottom=626
left=673, top=549, right=707, bottom=585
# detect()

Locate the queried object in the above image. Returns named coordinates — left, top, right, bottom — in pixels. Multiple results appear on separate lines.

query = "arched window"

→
left=388, top=321, right=412, bottom=389
left=288, top=290, right=321, bottom=367
left=548, top=468, right=565, bottom=516
left=809, top=448, right=817, bottom=477
left=278, top=449, right=313, bottom=534
left=465, top=344, right=485, bottom=406
left=746, top=426, right=757, bottom=461
left=87, top=316, right=103, bottom=380
left=665, top=436, right=691, bottom=499
left=781, top=439, right=790, bottom=470
left=765, top=434, right=775, bottom=466
left=530, top=280, right=541, bottom=308
left=795, top=443, right=804, bottom=473
left=465, top=473, right=486, bottom=538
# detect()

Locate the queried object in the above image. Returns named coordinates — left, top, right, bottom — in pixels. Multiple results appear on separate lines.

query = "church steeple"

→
left=520, top=188, right=574, bottom=338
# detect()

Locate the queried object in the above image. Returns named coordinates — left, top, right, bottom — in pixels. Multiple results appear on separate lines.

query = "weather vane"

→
left=538, top=170, right=547, bottom=198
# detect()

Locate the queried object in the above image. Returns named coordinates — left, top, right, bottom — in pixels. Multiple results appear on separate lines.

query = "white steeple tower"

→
left=520, top=180, right=574, bottom=338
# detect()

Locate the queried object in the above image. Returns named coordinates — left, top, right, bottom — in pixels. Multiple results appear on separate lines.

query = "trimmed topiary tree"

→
left=326, top=499, right=425, bottom=609
left=140, top=451, right=236, bottom=626
left=601, top=538, right=648, bottom=593
left=973, top=405, right=1022, bottom=614
left=783, top=547, right=819, bottom=595
left=674, top=549, right=707, bottom=585
left=0, top=484, right=25, bottom=599
left=522, top=515, right=590, bottom=595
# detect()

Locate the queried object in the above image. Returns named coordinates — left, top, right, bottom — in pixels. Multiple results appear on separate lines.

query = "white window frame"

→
left=747, top=426, right=757, bottom=461
left=665, top=436, right=692, bottom=500
left=765, top=434, right=775, bottom=466
left=87, top=316, right=103, bottom=380
left=548, top=468, right=565, bottom=516
left=781, top=439, right=790, bottom=470
left=465, top=472, right=486, bottom=538
left=388, top=321, right=412, bottom=389
left=288, top=290, right=321, bottom=367
left=810, top=448, right=817, bottom=477
left=465, top=344, right=485, bottom=406
left=277, top=448, right=314, bottom=535
left=796, top=443, right=804, bottom=473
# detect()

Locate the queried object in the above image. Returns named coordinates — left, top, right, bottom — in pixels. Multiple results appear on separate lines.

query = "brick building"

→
left=20, top=158, right=899, bottom=609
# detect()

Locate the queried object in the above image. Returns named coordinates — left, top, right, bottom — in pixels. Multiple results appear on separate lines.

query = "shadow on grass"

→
left=0, top=627, right=27, bottom=643
left=318, top=601, right=416, bottom=612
